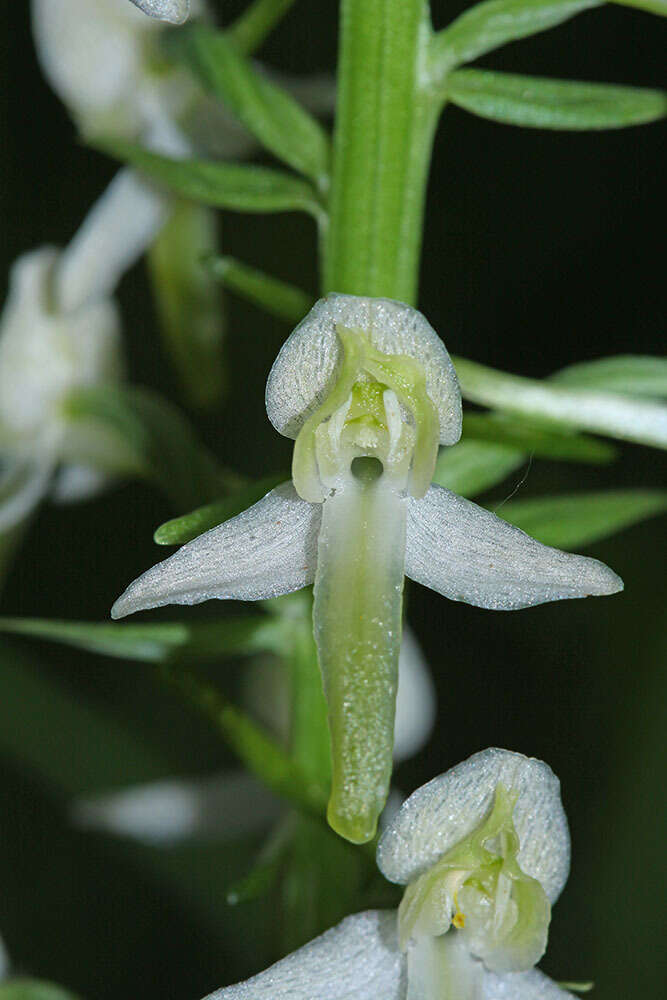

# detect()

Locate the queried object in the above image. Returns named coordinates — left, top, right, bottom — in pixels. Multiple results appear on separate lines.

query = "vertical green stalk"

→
left=323, top=0, right=438, bottom=305
left=287, top=593, right=332, bottom=784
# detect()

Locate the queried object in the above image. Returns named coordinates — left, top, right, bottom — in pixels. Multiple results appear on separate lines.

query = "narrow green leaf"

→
left=0, top=645, right=169, bottom=794
left=206, top=256, right=315, bottom=324
left=0, top=616, right=288, bottom=663
left=431, top=0, right=601, bottom=80
left=181, top=25, right=330, bottom=185
left=496, top=489, right=667, bottom=547
left=227, top=0, right=298, bottom=55
left=453, top=355, right=667, bottom=449
left=0, top=981, right=83, bottom=1000
left=159, top=662, right=329, bottom=816
left=154, top=474, right=286, bottom=545
left=63, top=384, right=239, bottom=510
left=611, top=0, right=667, bottom=15
left=148, top=201, right=226, bottom=410
left=93, top=139, right=325, bottom=221
left=463, top=413, right=615, bottom=463
left=557, top=983, right=594, bottom=994
left=551, top=355, right=667, bottom=398
left=226, top=819, right=293, bottom=905
left=432, top=440, right=526, bottom=497
left=447, top=69, right=667, bottom=129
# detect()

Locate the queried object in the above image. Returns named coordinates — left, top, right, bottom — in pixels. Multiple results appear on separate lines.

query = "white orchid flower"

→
left=73, top=627, right=435, bottom=845
left=204, top=749, right=578, bottom=1000
left=31, top=0, right=201, bottom=144
left=0, top=168, right=168, bottom=531
left=130, top=0, right=191, bottom=24
left=111, top=295, right=622, bottom=843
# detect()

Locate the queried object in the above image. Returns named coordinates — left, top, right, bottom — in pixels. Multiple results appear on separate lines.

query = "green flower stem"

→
left=313, top=473, right=406, bottom=844
left=323, top=0, right=439, bottom=305
left=227, top=0, right=298, bottom=55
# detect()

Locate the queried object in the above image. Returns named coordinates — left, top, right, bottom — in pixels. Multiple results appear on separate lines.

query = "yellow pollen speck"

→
left=452, top=911, right=465, bottom=929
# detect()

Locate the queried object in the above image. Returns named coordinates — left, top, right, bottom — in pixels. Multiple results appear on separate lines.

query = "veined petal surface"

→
left=203, top=910, right=405, bottom=1000
left=266, top=294, right=461, bottom=445
left=131, top=0, right=190, bottom=22
left=377, top=748, right=570, bottom=903
left=112, top=482, right=321, bottom=618
left=482, top=967, right=576, bottom=999
left=405, top=484, right=623, bottom=610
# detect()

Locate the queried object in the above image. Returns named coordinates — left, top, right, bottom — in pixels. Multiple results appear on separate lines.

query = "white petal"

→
left=266, top=294, right=461, bottom=445
left=73, top=771, right=282, bottom=845
left=0, top=247, right=122, bottom=451
left=482, top=967, right=576, bottom=999
left=112, top=482, right=321, bottom=619
left=130, top=0, right=190, bottom=23
left=51, top=463, right=112, bottom=504
left=0, top=460, right=51, bottom=533
left=405, top=484, right=623, bottom=610
left=31, top=0, right=155, bottom=136
left=377, top=748, right=570, bottom=904
left=56, top=170, right=169, bottom=312
left=407, top=932, right=484, bottom=1000
left=203, top=910, right=405, bottom=1000
left=394, top=628, right=436, bottom=763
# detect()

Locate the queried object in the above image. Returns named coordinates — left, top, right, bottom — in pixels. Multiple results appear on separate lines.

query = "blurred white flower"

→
left=203, top=749, right=578, bottom=1000
left=0, top=167, right=168, bottom=531
left=31, top=0, right=201, bottom=147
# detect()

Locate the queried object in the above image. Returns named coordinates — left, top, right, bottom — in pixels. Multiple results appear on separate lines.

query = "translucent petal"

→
left=266, top=294, right=461, bottom=445
left=482, top=968, right=576, bottom=999
left=111, top=482, right=321, bottom=619
left=394, top=628, right=436, bottom=763
left=73, top=770, right=282, bottom=845
left=203, top=910, right=405, bottom=1000
left=130, top=0, right=190, bottom=23
left=56, top=170, right=169, bottom=312
left=377, top=748, right=570, bottom=904
left=404, top=484, right=623, bottom=610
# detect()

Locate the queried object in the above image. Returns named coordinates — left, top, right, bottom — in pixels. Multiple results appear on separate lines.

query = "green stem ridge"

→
left=324, top=0, right=438, bottom=305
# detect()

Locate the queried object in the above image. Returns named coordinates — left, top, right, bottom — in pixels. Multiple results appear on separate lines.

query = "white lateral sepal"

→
left=405, top=484, right=623, bottom=610
left=203, top=910, right=405, bottom=1000
left=111, top=482, right=321, bottom=618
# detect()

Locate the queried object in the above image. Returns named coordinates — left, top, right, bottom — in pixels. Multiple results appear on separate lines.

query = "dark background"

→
left=0, top=1, right=665, bottom=997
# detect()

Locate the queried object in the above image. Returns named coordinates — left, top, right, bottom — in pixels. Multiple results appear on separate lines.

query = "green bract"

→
left=112, top=295, right=623, bottom=843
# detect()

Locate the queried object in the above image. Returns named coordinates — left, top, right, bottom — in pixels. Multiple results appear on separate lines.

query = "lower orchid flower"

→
left=203, top=748, right=579, bottom=1000
left=112, top=295, right=622, bottom=843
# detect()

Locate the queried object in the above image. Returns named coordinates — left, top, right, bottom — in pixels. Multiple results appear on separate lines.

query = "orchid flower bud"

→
left=112, top=295, right=622, bottom=845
